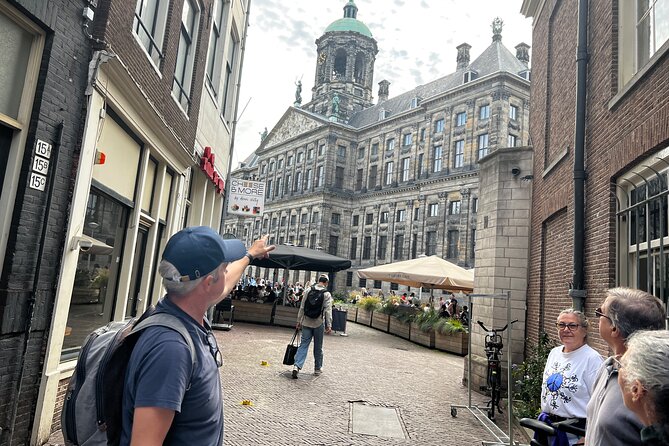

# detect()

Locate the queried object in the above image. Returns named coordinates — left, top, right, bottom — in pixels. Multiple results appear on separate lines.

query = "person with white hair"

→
left=618, top=330, right=669, bottom=446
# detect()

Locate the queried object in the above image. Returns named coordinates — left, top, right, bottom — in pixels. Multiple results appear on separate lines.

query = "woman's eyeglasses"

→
left=556, top=322, right=581, bottom=331
left=595, top=307, right=613, bottom=323
left=206, top=331, right=223, bottom=367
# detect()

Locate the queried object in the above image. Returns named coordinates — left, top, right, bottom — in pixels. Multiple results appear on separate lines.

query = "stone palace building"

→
left=225, top=1, right=531, bottom=291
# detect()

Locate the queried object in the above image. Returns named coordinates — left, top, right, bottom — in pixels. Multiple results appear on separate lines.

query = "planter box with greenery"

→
left=356, top=308, right=372, bottom=325
left=433, top=318, right=469, bottom=355
left=371, top=312, right=390, bottom=332
left=409, top=309, right=440, bottom=348
left=272, top=304, right=299, bottom=327
left=388, top=316, right=411, bottom=339
left=346, top=307, right=358, bottom=321
left=232, top=300, right=273, bottom=324
left=355, top=296, right=380, bottom=326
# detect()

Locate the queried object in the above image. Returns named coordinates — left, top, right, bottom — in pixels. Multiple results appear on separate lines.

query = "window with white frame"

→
left=479, top=104, right=490, bottom=120
left=478, top=133, right=489, bottom=159
left=297, top=152, right=304, bottom=162
left=133, top=0, right=169, bottom=66
left=510, top=104, right=518, bottom=121
left=433, top=145, right=442, bottom=172
left=358, top=146, right=365, bottom=159
left=449, top=200, right=461, bottom=215
left=205, top=0, right=229, bottom=95
left=396, top=209, right=406, bottom=222
left=401, top=157, right=410, bottom=181
left=456, top=112, right=467, bottom=126
left=380, top=211, right=389, bottom=224
left=338, top=145, right=347, bottom=157
left=371, top=142, right=379, bottom=155
left=315, top=165, right=324, bottom=187
left=385, top=161, right=394, bottom=185
left=428, top=203, right=439, bottom=217
left=386, top=138, right=395, bottom=151
left=454, top=140, right=464, bottom=168
left=221, top=29, right=239, bottom=120
left=402, top=133, right=412, bottom=147
left=308, top=148, right=314, bottom=159
left=508, top=134, right=518, bottom=147
left=172, top=0, right=199, bottom=113
left=319, top=144, right=325, bottom=156
left=435, top=118, right=445, bottom=133
left=377, top=235, right=387, bottom=259
left=305, top=169, right=312, bottom=189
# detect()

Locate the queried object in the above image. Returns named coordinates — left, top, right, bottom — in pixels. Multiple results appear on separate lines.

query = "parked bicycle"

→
left=520, top=417, right=585, bottom=446
left=477, top=319, right=517, bottom=421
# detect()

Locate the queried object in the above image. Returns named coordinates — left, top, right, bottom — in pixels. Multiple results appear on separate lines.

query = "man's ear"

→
left=631, top=379, right=647, bottom=402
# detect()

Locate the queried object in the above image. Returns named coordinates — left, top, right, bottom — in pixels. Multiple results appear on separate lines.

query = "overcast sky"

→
left=232, top=0, right=533, bottom=168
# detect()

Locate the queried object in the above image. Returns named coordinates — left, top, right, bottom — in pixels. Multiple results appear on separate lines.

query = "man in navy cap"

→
left=121, top=226, right=274, bottom=445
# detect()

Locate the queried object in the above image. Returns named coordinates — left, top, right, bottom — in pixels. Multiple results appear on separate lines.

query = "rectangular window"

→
left=205, top=0, right=228, bottom=95
left=478, top=133, right=489, bottom=159
left=301, top=213, right=308, bottom=224
left=297, top=152, right=304, bottom=162
left=285, top=174, right=291, bottom=193
left=355, top=168, right=363, bottom=191
left=221, top=30, right=239, bottom=120
left=358, top=277, right=367, bottom=288
left=308, top=148, right=314, bottom=159
left=471, top=229, right=476, bottom=259
left=350, top=237, right=358, bottom=259
left=636, top=1, right=669, bottom=69
left=373, top=280, right=382, bottom=289
left=420, top=128, right=426, bottom=141
left=454, top=140, right=464, bottom=168
left=309, top=233, right=317, bottom=249
left=472, top=197, right=478, bottom=213
left=509, top=104, right=518, bottom=121
left=401, top=157, right=410, bottom=182
left=278, top=158, right=283, bottom=169
left=508, top=134, right=518, bottom=147
left=346, top=271, right=353, bottom=287
left=402, top=133, right=412, bottom=146
left=396, top=209, right=406, bottom=222
left=369, top=165, right=377, bottom=189
left=331, top=213, right=341, bottom=225
left=294, top=172, right=302, bottom=191
left=411, top=233, right=418, bottom=258
left=428, top=203, right=439, bottom=217
left=449, top=200, right=461, bottom=215
left=305, top=169, right=312, bottom=189
left=386, top=138, right=395, bottom=151
left=358, top=146, right=365, bottom=159
left=447, top=230, right=459, bottom=258
left=271, top=217, right=277, bottom=228
left=275, top=178, right=282, bottom=197
left=371, top=142, right=379, bottom=155
left=435, top=118, right=445, bottom=133
left=385, top=161, right=394, bottom=185
left=433, top=146, right=443, bottom=172
left=426, top=231, right=437, bottom=256
left=319, top=144, right=325, bottom=156
left=362, top=236, right=372, bottom=259
left=365, top=213, right=374, bottom=225
left=335, top=166, right=344, bottom=189
left=312, top=212, right=319, bottom=223
left=133, top=0, right=169, bottom=66
left=479, top=104, right=490, bottom=119
left=280, top=215, right=286, bottom=226
left=290, top=214, right=296, bottom=225
left=172, top=0, right=199, bottom=113
left=352, top=215, right=359, bottom=226
left=417, top=153, right=424, bottom=177
left=287, top=155, right=293, bottom=166
left=456, top=112, right=467, bottom=126
left=377, top=235, right=387, bottom=259
left=394, top=234, right=404, bottom=260
left=315, top=165, right=324, bottom=187
left=380, top=211, right=389, bottom=224
left=328, top=235, right=338, bottom=256
left=266, top=180, right=272, bottom=198
left=414, top=207, right=420, bottom=221
left=338, top=145, right=347, bottom=157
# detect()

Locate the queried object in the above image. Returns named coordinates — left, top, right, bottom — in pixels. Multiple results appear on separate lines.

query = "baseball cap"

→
left=162, top=226, right=246, bottom=281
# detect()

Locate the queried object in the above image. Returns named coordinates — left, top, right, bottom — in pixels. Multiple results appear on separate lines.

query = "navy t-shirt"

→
left=121, top=297, right=224, bottom=445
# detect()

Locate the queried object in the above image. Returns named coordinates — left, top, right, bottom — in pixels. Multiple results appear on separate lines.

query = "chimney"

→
left=515, top=42, right=530, bottom=65
left=378, top=80, right=390, bottom=103
left=456, top=43, right=471, bottom=70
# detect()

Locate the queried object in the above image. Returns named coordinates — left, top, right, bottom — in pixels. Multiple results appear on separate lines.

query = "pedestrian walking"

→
left=292, top=275, right=333, bottom=378
left=121, top=227, right=274, bottom=445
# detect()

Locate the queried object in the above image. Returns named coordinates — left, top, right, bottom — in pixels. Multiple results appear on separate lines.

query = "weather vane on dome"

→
left=492, top=17, right=503, bottom=42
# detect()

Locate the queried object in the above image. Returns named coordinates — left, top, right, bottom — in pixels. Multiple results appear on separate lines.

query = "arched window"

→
left=333, top=49, right=347, bottom=80
left=354, top=54, right=365, bottom=83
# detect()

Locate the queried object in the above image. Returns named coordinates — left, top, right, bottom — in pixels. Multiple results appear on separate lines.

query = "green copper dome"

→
left=324, top=1, right=372, bottom=37
left=324, top=18, right=372, bottom=37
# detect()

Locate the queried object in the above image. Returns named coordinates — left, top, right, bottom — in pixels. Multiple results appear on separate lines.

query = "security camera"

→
left=511, top=166, right=521, bottom=177
left=78, top=239, right=93, bottom=252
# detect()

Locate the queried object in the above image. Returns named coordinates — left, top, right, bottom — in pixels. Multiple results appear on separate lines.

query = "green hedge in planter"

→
left=356, top=296, right=381, bottom=311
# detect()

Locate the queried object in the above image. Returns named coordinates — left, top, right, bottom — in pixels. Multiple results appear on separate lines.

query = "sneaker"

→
left=314, top=368, right=322, bottom=376
left=292, top=366, right=300, bottom=379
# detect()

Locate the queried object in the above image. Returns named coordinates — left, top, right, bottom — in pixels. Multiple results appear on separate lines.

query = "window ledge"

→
left=542, top=146, right=569, bottom=178
left=610, top=41, right=669, bottom=110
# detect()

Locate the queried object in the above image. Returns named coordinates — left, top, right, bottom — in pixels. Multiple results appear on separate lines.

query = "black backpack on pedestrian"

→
left=303, top=288, right=325, bottom=318
left=61, top=306, right=196, bottom=446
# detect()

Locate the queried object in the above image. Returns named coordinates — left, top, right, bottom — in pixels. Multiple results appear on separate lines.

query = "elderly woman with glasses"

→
left=538, top=309, right=603, bottom=445
left=585, top=287, right=666, bottom=446
left=617, top=330, right=669, bottom=446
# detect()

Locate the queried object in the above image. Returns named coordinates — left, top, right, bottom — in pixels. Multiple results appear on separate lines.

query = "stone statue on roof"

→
left=294, top=80, right=302, bottom=105
left=331, top=93, right=340, bottom=116
left=259, top=127, right=268, bottom=142
left=492, top=17, right=503, bottom=41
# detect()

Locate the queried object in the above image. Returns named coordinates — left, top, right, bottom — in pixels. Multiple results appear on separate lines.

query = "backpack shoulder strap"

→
left=132, top=313, right=197, bottom=379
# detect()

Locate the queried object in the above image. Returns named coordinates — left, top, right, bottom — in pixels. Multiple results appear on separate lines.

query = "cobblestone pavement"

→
left=49, top=322, right=523, bottom=445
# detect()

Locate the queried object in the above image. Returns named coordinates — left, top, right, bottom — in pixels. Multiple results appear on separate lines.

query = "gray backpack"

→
left=61, top=307, right=196, bottom=445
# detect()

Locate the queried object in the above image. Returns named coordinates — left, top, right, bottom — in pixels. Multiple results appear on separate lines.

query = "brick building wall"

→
left=524, top=0, right=669, bottom=353
left=0, top=2, right=91, bottom=444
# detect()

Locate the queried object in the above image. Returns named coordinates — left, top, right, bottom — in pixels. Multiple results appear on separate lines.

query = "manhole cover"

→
left=350, top=402, right=407, bottom=439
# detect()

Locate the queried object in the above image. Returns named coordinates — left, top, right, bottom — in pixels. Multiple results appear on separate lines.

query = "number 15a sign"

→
left=29, top=139, right=52, bottom=192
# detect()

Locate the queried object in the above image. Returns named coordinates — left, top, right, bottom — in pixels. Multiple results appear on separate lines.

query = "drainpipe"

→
left=569, top=0, right=589, bottom=312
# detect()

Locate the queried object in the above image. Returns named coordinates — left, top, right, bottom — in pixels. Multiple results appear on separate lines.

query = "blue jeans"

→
left=294, top=324, right=324, bottom=370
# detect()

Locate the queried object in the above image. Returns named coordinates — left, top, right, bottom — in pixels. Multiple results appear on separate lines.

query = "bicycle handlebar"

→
left=476, top=319, right=519, bottom=333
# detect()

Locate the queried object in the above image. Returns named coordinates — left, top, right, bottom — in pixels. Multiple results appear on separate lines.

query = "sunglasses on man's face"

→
left=595, top=307, right=613, bottom=323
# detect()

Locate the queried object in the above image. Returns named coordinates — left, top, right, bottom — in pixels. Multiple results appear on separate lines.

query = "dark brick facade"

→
left=0, top=2, right=91, bottom=444
left=526, top=0, right=669, bottom=353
